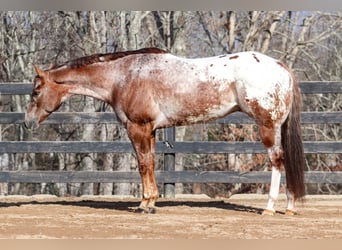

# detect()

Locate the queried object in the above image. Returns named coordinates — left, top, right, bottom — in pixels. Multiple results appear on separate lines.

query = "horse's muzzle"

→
left=23, top=119, right=38, bottom=130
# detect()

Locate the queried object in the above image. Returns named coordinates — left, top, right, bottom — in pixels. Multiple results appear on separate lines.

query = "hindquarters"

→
left=238, top=66, right=305, bottom=201
left=259, top=82, right=305, bottom=201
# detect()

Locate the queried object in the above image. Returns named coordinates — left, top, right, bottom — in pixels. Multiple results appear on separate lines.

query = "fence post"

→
left=163, top=127, right=175, bottom=198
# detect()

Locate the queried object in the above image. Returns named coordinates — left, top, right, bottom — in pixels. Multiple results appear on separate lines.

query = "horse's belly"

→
left=154, top=101, right=238, bottom=129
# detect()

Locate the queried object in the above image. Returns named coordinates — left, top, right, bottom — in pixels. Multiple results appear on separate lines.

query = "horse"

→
left=24, top=47, right=305, bottom=215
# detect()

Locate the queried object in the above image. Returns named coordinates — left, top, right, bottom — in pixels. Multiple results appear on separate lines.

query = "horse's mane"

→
left=53, top=47, right=169, bottom=70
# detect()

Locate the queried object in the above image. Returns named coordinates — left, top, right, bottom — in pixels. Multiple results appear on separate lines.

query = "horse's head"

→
left=24, top=66, right=68, bottom=129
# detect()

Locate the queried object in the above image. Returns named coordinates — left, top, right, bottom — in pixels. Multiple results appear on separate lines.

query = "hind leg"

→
left=259, top=124, right=298, bottom=215
left=263, top=165, right=282, bottom=215
left=259, top=125, right=284, bottom=215
left=263, top=149, right=285, bottom=215
left=285, top=189, right=297, bottom=215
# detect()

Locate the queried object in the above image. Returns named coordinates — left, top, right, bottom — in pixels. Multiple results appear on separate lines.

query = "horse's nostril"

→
left=23, top=120, right=36, bottom=130
left=23, top=121, right=31, bottom=130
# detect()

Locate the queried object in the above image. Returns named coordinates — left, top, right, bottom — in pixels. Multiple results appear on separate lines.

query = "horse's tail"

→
left=281, top=76, right=305, bottom=201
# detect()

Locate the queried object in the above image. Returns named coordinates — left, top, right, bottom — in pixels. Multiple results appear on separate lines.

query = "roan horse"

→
left=24, top=48, right=305, bottom=215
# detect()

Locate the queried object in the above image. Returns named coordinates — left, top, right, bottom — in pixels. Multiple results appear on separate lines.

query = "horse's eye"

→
left=31, top=91, right=40, bottom=100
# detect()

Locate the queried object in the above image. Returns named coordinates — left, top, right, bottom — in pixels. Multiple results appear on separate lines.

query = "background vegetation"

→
left=0, top=11, right=341, bottom=197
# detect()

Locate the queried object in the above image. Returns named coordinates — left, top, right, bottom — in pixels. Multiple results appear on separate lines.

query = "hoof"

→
left=135, top=207, right=148, bottom=214
left=135, top=207, right=157, bottom=214
left=262, top=209, right=275, bottom=216
left=285, top=209, right=297, bottom=216
left=148, top=207, right=157, bottom=214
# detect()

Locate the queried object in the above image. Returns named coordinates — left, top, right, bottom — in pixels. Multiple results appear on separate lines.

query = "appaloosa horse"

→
left=25, top=48, right=305, bottom=215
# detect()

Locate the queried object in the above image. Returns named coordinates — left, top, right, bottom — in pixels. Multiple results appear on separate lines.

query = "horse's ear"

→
left=34, top=65, right=45, bottom=78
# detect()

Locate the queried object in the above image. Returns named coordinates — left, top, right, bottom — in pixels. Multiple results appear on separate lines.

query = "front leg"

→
left=137, top=156, right=159, bottom=214
left=127, top=121, right=158, bottom=213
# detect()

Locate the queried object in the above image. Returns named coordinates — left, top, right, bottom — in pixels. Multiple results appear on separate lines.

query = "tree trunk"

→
left=170, top=11, right=192, bottom=195
left=80, top=97, right=95, bottom=195
left=227, top=11, right=236, bottom=52
left=115, top=11, right=144, bottom=197
left=0, top=94, right=8, bottom=195
left=260, top=11, right=285, bottom=53
left=286, top=14, right=315, bottom=69
left=100, top=123, right=115, bottom=195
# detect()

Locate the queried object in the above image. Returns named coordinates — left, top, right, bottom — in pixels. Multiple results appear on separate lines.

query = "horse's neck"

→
left=50, top=66, right=112, bottom=103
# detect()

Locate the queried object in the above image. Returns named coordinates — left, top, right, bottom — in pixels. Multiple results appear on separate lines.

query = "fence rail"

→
left=0, top=141, right=341, bottom=154
left=1, top=111, right=341, bottom=124
left=0, top=171, right=341, bottom=184
left=0, top=81, right=341, bottom=196
left=1, top=82, right=341, bottom=94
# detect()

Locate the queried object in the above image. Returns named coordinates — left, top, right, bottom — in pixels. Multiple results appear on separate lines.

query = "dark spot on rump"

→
left=210, top=64, right=213, bottom=67
left=252, top=53, right=260, bottom=63
left=224, top=64, right=227, bottom=66
left=229, top=55, right=239, bottom=60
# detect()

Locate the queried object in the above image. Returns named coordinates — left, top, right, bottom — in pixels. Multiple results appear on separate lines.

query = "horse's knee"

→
left=142, top=191, right=158, bottom=200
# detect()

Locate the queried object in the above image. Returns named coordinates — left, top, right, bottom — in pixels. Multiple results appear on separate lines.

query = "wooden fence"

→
left=0, top=82, right=341, bottom=197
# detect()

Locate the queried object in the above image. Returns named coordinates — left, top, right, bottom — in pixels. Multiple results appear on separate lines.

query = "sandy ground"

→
left=0, top=194, right=341, bottom=239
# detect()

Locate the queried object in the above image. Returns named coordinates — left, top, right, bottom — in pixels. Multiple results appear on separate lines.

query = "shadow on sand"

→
left=0, top=197, right=275, bottom=215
